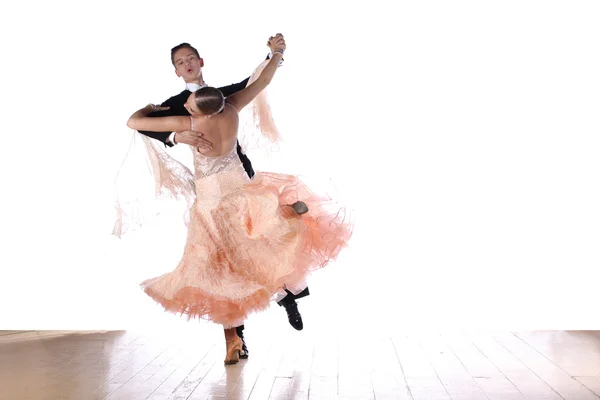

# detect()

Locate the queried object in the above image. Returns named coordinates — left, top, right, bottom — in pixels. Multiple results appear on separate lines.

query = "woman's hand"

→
left=149, top=104, right=170, bottom=112
left=267, top=34, right=286, bottom=55
left=138, top=104, right=171, bottom=117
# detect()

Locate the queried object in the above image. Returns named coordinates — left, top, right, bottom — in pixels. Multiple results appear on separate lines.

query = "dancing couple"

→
left=120, top=34, right=352, bottom=364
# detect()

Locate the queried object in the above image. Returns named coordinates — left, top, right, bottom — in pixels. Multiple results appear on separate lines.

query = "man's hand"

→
left=174, top=130, right=213, bottom=150
left=267, top=33, right=286, bottom=55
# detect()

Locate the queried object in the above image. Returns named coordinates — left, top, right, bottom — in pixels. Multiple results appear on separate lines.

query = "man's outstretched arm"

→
left=219, top=77, right=251, bottom=98
left=136, top=96, right=181, bottom=147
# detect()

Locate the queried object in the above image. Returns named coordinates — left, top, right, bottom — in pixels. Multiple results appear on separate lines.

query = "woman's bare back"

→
left=190, top=103, right=240, bottom=158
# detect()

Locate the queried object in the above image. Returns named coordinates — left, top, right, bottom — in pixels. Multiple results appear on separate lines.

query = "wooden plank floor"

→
left=1, top=327, right=600, bottom=400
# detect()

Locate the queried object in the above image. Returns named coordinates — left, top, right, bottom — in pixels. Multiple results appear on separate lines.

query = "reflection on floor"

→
left=1, top=326, right=600, bottom=400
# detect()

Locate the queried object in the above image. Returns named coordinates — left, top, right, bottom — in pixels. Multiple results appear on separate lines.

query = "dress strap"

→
left=225, top=102, right=239, bottom=114
left=189, top=116, right=195, bottom=131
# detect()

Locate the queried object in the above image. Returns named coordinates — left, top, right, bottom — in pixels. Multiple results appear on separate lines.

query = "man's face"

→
left=173, top=48, right=204, bottom=81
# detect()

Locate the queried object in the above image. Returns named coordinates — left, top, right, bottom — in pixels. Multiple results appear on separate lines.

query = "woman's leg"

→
left=224, top=327, right=244, bottom=365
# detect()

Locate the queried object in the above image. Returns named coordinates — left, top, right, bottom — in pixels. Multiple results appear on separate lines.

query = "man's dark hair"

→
left=170, top=43, right=200, bottom=66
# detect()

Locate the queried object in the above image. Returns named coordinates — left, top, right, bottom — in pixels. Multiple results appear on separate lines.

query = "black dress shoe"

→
left=235, top=325, right=249, bottom=359
left=278, top=296, right=303, bottom=330
left=292, top=201, right=309, bottom=215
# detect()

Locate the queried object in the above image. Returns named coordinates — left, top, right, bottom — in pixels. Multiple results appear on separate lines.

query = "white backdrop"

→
left=1, top=0, right=599, bottom=330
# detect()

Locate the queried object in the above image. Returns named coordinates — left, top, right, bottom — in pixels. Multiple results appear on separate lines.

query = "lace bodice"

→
left=192, top=144, right=242, bottom=179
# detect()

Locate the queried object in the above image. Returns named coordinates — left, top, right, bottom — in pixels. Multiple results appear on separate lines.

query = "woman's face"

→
left=185, top=93, right=201, bottom=115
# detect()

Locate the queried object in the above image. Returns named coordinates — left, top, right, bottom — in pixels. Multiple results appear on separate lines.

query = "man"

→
left=135, top=40, right=311, bottom=356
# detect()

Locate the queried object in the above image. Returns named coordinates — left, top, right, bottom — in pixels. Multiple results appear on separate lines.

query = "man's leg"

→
left=276, top=282, right=311, bottom=331
left=236, top=141, right=312, bottom=331
left=236, top=142, right=255, bottom=178
left=235, top=325, right=249, bottom=359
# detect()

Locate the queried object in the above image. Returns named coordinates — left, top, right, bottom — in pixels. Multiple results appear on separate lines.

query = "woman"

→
left=126, top=34, right=352, bottom=364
